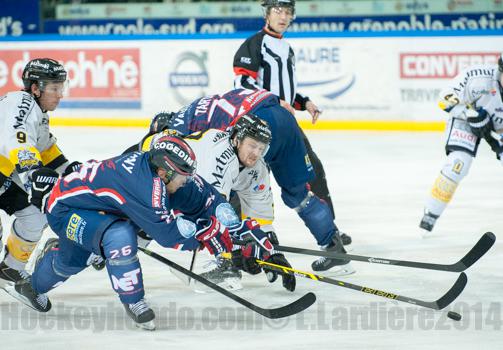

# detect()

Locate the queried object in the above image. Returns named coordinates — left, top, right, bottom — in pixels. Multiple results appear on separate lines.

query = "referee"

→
left=233, top=0, right=353, bottom=271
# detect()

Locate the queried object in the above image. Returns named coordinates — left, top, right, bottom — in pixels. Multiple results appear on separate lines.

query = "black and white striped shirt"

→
left=233, top=28, right=309, bottom=110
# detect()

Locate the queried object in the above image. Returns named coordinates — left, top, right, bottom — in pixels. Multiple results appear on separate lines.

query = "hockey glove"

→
left=263, top=253, right=296, bottom=292
left=229, top=218, right=274, bottom=252
left=29, top=167, right=59, bottom=213
left=195, top=216, right=233, bottom=256
left=62, top=161, right=82, bottom=177
left=466, top=108, right=493, bottom=138
left=149, top=111, right=176, bottom=134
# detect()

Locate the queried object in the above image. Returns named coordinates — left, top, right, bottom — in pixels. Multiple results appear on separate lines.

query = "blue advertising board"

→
left=1, top=0, right=40, bottom=36
left=43, top=12, right=503, bottom=36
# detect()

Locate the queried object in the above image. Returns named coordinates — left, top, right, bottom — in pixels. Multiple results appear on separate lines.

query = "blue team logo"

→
left=215, top=203, right=240, bottom=227
left=169, top=51, right=209, bottom=105
left=176, top=216, right=197, bottom=238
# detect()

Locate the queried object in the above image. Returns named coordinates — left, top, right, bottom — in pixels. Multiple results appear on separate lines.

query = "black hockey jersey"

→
left=233, top=28, right=309, bottom=111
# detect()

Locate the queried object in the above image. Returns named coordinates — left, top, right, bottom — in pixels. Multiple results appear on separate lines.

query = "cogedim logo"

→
left=400, top=52, right=500, bottom=79
left=0, top=49, right=141, bottom=108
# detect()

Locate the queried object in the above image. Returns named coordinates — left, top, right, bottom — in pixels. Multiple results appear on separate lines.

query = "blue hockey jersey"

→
left=46, top=152, right=229, bottom=248
left=169, top=88, right=279, bottom=135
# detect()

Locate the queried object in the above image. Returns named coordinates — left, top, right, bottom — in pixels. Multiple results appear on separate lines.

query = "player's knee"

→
left=443, top=151, right=472, bottom=182
left=296, top=192, right=335, bottom=246
left=280, top=184, right=309, bottom=209
left=13, top=205, right=48, bottom=241
left=32, top=249, right=77, bottom=293
left=431, top=151, right=473, bottom=204
left=101, top=221, right=138, bottom=265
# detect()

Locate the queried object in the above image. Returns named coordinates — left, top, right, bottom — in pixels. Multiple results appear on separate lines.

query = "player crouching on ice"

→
left=137, top=114, right=296, bottom=292
left=5, top=136, right=289, bottom=331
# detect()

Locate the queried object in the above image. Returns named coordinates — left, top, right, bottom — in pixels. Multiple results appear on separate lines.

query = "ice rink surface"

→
left=1, top=127, right=502, bottom=349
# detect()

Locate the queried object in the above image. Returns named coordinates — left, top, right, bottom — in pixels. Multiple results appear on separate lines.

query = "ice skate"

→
left=419, top=211, right=439, bottom=237
left=311, top=235, right=355, bottom=276
left=2, top=237, right=58, bottom=312
left=123, top=298, right=156, bottom=331
left=194, top=257, right=242, bottom=293
left=340, top=232, right=352, bottom=246
left=3, top=273, right=51, bottom=312
left=0, top=261, right=23, bottom=288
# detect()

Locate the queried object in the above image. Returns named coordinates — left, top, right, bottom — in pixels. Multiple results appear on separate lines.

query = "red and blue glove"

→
left=195, top=216, right=233, bottom=255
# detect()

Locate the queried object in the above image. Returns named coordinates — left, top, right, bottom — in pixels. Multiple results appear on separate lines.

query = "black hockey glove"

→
left=29, top=167, right=59, bottom=212
left=466, top=108, right=493, bottom=138
left=266, top=231, right=279, bottom=245
left=149, top=111, right=176, bottom=134
left=231, top=248, right=262, bottom=275
left=62, top=161, right=82, bottom=177
left=263, top=253, right=296, bottom=292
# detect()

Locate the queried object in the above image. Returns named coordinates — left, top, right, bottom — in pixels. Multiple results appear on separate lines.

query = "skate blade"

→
left=316, top=263, right=356, bottom=277
left=419, top=227, right=433, bottom=239
left=0, top=279, right=14, bottom=290
left=1, top=284, right=51, bottom=312
left=192, top=277, right=243, bottom=294
left=135, top=320, right=156, bottom=331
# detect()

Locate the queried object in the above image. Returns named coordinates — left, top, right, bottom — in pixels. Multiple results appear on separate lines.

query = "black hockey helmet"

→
left=261, top=0, right=296, bottom=17
left=230, top=113, right=272, bottom=147
left=148, top=135, right=197, bottom=181
left=22, top=58, right=67, bottom=90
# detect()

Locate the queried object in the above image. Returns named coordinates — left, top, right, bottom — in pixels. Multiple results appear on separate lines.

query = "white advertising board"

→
left=0, top=34, right=501, bottom=126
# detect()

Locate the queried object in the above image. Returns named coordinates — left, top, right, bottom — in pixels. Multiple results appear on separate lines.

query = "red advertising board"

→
left=0, top=49, right=141, bottom=108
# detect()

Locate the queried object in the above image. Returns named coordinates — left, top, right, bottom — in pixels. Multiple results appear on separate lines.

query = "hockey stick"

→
left=255, top=259, right=467, bottom=310
left=253, top=232, right=495, bottom=273
left=139, top=247, right=316, bottom=319
left=168, top=250, right=198, bottom=286
left=490, top=130, right=503, bottom=143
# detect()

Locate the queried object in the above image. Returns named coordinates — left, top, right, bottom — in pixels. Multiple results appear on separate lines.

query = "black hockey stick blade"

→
left=257, top=260, right=467, bottom=310
left=430, top=272, right=468, bottom=310
left=139, top=247, right=316, bottom=319
left=272, top=232, right=496, bottom=272
left=455, top=232, right=496, bottom=271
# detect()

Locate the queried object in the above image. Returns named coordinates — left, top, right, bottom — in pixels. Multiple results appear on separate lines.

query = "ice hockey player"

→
left=149, top=88, right=354, bottom=275
left=6, top=135, right=280, bottom=330
left=419, top=55, right=503, bottom=234
left=232, top=0, right=350, bottom=247
left=0, top=58, right=78, bottom=287
left=140, top=114, right=296, bottom=291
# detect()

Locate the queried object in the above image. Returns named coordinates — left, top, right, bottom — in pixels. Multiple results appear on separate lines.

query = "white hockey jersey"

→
left=143, top=129, right=274, bottom=230
left=438, top=64, right=503, bottom=130
left=0, top=91, right=64, bottom=195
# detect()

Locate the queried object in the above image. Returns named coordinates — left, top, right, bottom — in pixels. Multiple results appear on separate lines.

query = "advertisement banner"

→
left=55, top=0, right=503, bottom=20
left=1, top=0, right=40, bottom=36
left=1, top=34, right=502, bottom=125
left=0, top=49, right=141, bottom=109
left=44, top=12, right=503, bottom=35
